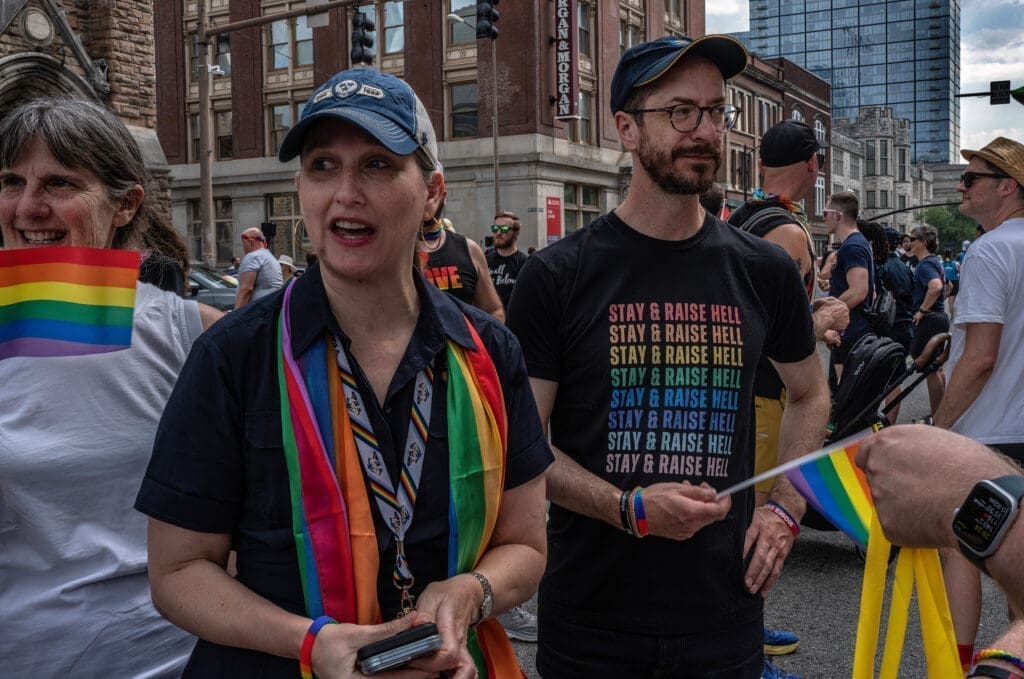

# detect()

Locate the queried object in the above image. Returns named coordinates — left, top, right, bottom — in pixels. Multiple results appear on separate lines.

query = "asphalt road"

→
left=509, top=341, right=1013, bottom=677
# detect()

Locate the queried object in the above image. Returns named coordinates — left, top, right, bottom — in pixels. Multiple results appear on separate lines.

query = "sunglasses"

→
left=491, top=224, right=513, bottom=233
left=960, top=171, right=1010, bottom=188
left=908, top=236, right=923, bottom=242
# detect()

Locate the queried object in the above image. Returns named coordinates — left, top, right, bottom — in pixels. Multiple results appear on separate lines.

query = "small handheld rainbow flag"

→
left=0, top=246, right=139, bottom=360
left=716, top=430, right=874, bottom=548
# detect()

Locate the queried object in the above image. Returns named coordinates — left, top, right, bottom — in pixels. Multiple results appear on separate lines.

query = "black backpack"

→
left=864, top=271, right=896, bottom=335
left=830, top=333, right=907, bottom=439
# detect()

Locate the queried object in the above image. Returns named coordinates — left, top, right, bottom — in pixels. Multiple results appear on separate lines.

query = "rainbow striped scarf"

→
left=277, top=284, right=523, bottom=678
left=0, top=246, right=138, bottom=360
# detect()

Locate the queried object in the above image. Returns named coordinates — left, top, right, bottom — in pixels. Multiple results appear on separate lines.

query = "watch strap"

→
left=957, top=475, right=1024, bottom=573
left=468, top=570, right=493, bottom=626
left=968, top=663, right=1024, bottom=679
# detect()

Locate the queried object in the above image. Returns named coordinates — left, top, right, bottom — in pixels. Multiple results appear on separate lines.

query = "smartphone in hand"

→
left=356, top=622, right=442, bottom=675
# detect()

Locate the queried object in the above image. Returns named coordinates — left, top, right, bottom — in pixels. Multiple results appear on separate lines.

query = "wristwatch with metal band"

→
left=468, top=571, right=493, bottom=626
left=953, top=475, right=1024, bottom=574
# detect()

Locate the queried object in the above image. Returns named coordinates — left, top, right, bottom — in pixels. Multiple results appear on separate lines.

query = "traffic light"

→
left=350, top=11, right=375, bottom=66
left=476, top=1, right=499, bottom=40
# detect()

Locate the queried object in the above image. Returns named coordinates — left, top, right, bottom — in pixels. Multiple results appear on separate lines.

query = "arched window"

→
left=791, top=107, right=805, bottom=122
left=814, top=118, right=826, bottom=143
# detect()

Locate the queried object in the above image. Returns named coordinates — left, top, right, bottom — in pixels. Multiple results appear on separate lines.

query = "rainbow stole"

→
left=277, top=286, right=524, bottom=678
left=0, top=246, right=138, bottom=360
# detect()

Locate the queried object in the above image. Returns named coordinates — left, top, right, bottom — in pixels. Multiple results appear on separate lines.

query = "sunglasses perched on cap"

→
left=623, top=103, right=741, bottom=134
left=491, top=224, right=514, bottom=233
left=960, top=171, right=1010, bottom=188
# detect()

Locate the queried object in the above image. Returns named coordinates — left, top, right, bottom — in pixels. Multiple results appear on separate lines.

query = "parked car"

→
left=187, top=261, right=237, bottom=311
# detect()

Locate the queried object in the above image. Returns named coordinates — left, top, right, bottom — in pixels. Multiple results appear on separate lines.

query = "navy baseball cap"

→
left=883, top=227, right=902, bottom=247
left=610, top=35, right=748, bottom=114
left=760, top=120, right=828, bottom=167
left=278, top=68, right=438, bottom=168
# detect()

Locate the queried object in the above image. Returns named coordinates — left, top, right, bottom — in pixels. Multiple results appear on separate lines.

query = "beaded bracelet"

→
left=633, top=487, right=649, bottom=538
left=299, top=615, right=337, bottom=679
left=619, top=489, right=635, bottom=536
left=974, top=650, right=1024, bottom=672
left=764, top=501, right=799, bottom=538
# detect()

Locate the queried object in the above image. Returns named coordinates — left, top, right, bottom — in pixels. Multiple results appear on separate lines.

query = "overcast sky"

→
left=706, top=0, right=1024, bottom=157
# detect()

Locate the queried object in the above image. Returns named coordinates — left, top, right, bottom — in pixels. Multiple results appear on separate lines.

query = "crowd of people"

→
left=2, top=29, right=1024, bottom=679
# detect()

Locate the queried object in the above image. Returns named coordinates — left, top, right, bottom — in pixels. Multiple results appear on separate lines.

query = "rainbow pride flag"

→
left=784, top=433, right=874, bottom=549
left=0, top=246, right=138, bottom=360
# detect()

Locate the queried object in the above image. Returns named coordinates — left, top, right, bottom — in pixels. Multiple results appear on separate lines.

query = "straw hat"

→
left=278, top=254, right=295, bottom=270
left=961, top=137, right=1024, bottom=187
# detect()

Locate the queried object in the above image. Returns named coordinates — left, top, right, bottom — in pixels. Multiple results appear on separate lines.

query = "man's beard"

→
left=637, top=132, right=720, bottom=196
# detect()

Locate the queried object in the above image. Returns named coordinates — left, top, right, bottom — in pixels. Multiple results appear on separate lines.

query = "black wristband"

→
left=619, top=490, right=634, bottom=535
left=968, top=663, right=1024, bottom=679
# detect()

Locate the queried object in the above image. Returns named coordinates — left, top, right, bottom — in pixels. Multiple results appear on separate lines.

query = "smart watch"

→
left=468, top=571, right=493, bottom=626
left=953, top=475, right=1024, bottom=573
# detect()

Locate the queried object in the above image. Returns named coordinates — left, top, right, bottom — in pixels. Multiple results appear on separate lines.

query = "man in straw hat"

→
left=932, top=136, right=1024, bottom=671
left=508, top=34, right=829, bottom=678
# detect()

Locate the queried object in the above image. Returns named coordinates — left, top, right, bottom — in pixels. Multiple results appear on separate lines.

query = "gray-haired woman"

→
left=0, top=97, right=219, bottom=675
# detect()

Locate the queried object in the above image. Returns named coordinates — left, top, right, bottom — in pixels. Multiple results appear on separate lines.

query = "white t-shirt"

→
left=945, top=217, right=1024, bottom=443
left=0, top=283, right=200, bottom=676
left=239, top=247, right=283, bottom=301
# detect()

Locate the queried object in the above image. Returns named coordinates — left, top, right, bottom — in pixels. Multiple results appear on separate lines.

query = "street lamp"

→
left=446, top=12, right=500, bottom=214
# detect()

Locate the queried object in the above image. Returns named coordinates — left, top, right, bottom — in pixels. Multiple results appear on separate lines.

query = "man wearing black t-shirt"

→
left=508, top=35, right=830, bottom=679
left=486, top=210, right=529, bottom=310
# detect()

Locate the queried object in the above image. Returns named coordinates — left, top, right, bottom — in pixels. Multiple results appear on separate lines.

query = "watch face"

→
left=954, top=483, right=1014, bottom=553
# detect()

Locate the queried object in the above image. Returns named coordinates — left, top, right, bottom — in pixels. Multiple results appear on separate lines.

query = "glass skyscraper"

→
left=736, top=0, right=960, bottom=162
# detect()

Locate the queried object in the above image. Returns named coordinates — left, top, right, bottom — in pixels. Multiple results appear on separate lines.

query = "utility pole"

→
left=194, top=0, right=363, bottom=265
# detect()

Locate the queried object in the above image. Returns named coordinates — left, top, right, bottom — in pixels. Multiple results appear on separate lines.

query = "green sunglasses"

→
left=491, top=224, right=513, bottom=233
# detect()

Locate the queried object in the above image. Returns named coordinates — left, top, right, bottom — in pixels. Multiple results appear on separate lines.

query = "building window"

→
left=865, top=140, right=876, bottom=176
left=898, top=194, right=907, bottom=210
left=879, top=139, right=890, bottom=176
left=618, top=10, right=644, bottom=55
left=866, top=190, right=876, bottom=208
left=664, top=0, right=683, bottom=24
left=189, top=114, right=200, bottom=162
left=190, top=33, right=232, bottom=79
left=563, top=183, right=600, bottom=232
left=898, top=148, right=908, bottom=182
left=578, top=2, right=594, bottom=59
left=268, top=102, right=303, bottom=156
left=567, top=90, right=593, bottom=144
left=449, top=0, right=475, bottom=43
left=268, top=15, right=313, bottom=71
left=851, top=155, right=861, bottom=181
left=353, top=2, right=404, bottom=59
left=813, top=118, right=826, bottom=144
left=216, top=111, right=233, bottom=159
left=450, top=82, right=478, bottom=139
left=266, top=192, right=307, bottom=258
left=815, top=175, right=826, bottom=215
left=188, top=197, right=234, bottom=264
left=880, top=190, right=890, bottom=209
left=791, top=107, right=805, bottom=122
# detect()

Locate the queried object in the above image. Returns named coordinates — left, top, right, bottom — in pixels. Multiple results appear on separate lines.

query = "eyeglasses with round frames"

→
left=960, top=171, right=1010, bottom=188
left=623, top=104, right=741, bottom=134
left=491, top=224, right=513, bottom=233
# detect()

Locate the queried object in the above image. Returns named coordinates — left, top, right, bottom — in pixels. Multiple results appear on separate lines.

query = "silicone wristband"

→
left=764, top=501, right=800, bottom=537
left=619, top=489, right=634, bottom=536
left=974, top=650, right=1024, bottom=672
left=299, top=615, right=337, bottom=679
left=633, top=487, right=649, bottom=537
left=968, top=663, right=1024, bottom=679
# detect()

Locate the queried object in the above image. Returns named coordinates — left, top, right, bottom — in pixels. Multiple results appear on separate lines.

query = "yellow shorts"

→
left=754, top=392, right=785, bottom=494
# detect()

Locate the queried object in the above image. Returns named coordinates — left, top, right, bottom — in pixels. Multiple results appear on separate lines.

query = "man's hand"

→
left=855, top=425, right=1018, bottom=548
left=641, top=481, right=731, bottom=540
left=410, top=575, right=481, bottom=679
left=812, top=296, right=850, bottom=341
left=743, top=506, right=797, bottom=595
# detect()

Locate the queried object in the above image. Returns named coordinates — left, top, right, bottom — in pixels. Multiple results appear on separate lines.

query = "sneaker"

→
left=911, top=415, right=933, bottom=425
left=762, top=656, right=801, bottom=679
left=496, top=605, right=537, bottom=643
left=764, top=626, right=799, bottom=656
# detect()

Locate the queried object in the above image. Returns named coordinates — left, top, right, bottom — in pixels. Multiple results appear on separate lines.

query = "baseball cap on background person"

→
left=277, top=68, right=439, bottom=169
left=609, top=34, right=748, bottom=114
left=960, top=136, right=1024, bottom=187
left=760, top=120, right=829, bottom=167
left=884, top=227, right=903, bottom=249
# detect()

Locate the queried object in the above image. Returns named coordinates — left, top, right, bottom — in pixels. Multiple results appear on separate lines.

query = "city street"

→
left=510, top=342, right=1012, bottom=677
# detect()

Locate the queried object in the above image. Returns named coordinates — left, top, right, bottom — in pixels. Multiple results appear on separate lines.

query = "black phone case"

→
left=356, top=622, right=440, bottom=660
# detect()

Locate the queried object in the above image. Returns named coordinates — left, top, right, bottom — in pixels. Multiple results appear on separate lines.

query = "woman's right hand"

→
left=311, top=615, right=435, bottom=679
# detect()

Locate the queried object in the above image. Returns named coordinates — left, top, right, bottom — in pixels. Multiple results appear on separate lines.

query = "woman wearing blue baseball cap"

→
left=137, top=69, right=552, bottom=678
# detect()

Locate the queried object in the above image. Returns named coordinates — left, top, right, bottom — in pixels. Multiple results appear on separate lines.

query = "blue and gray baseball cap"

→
left=610, top=35, right=748, bottom=114
left=278, top=68, right=438, bottom=168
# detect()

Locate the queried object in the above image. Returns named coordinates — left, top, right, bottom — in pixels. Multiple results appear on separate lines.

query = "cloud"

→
left=705, top=0, right=747, bottom=33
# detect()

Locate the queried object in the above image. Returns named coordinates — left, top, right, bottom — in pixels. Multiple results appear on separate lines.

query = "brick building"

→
left=0, top=1, right=169, bottom=215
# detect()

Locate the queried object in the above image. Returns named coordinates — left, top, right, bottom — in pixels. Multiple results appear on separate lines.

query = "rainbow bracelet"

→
left=974, top=650, right=1024, bottom=672
left=300, top=615, right=337, bottom=679
left=633, top=487, right=649, bottom=537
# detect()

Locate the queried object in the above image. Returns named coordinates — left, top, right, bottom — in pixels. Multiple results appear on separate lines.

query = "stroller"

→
left=799, top=331, right=951, bottom=540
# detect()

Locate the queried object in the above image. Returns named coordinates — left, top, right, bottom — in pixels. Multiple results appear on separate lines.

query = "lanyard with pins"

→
left=331, top=335, right=434, bottom=616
